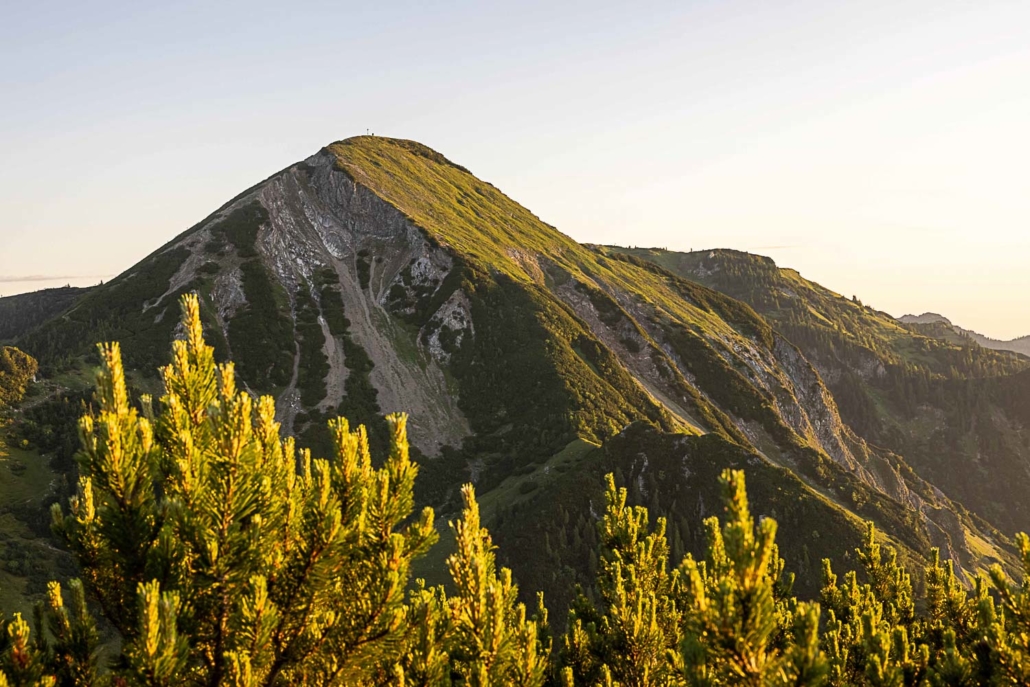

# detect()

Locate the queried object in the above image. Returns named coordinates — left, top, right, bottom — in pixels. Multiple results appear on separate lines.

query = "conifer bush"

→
left=0, top=294, right=549, bottom=686
left=61, top=293, right=437, bottom=684
left=556, top=471, right=1030, bottom=687
left=0, top=347, right=38, bottom=410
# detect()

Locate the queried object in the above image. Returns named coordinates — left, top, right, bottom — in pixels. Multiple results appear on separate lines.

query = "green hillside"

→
left=0, top=286, right=91, bottom=343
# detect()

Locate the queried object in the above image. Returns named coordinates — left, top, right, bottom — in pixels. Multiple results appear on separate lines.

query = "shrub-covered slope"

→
left=10, top=138, right=1013, bottom=597
left=486, top=422, right=940, bottom=624
left=0, top=286, right=91, bottom=342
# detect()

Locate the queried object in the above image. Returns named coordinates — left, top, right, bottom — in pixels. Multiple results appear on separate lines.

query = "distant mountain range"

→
left=3, top=137, right=1029, bottom=614
left=899, top=312, right=1030, bottom=358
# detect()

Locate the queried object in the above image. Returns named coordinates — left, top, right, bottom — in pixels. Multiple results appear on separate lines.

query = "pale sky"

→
left=2, top=1, right=1028, bottom=339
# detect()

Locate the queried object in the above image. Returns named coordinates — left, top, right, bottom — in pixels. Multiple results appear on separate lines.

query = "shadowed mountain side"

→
left=486, top=422, right=992, bottom=625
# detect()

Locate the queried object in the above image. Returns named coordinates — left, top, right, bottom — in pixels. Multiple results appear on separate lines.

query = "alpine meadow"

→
left=2, top=136, right=1030, bottom=686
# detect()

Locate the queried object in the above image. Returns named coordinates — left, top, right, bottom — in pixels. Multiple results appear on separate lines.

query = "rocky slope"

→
left=617, top=247, right=1030, bottom=540
left=7, top=139, right=1018, bottom=608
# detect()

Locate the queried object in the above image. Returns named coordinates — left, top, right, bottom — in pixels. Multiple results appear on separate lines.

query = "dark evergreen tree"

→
left=0, top=347, right=38, bottom=410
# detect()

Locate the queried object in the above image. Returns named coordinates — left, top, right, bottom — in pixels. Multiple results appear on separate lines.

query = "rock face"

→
left=613, top=246, right=1030, bottom=561
left=150, top=149, right=473, bottom=457
left=12, top=137, right=1020, bottom=596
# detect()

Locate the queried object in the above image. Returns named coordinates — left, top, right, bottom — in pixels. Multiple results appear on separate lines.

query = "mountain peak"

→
left=321, top=135, right=587, bottom=282
left=899, top=312, right=952, bottom=326
left=327, top=135, right=470, bottom=175
left=900, top=312, right=1030, bottom=357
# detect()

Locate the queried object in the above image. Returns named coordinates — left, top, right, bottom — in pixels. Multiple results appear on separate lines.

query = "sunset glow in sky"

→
left=2, top=1, right=1028, bottom=338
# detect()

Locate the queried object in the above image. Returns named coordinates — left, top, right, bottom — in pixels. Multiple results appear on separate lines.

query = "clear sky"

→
left=2, top=1, right=1028, bottom=338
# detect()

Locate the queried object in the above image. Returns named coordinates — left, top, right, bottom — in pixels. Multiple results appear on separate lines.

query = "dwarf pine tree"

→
left=676, top=469, right=827, bottom=687
left=987, top=533, right=1030, bottom=685
left=0, top=580, right=99, bottom=687
left=560, top=473, right=684, bottom=687
left=819, top=524, right=1030, bottom=686
left=444, top=484, right=551, bottom=686
left=52, top=293, right=440, bottom=685
left=821, top=524, right=925, bottom=686
left=389, top=484, right=552, bottom=687
left=560, top=470, right=827, bottom=687
left=920, top=549, right=996, bottom=685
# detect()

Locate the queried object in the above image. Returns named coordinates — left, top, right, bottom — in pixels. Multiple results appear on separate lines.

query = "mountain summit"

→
left=8, top=137, right=1022, bottom=607
left=901, top=313, right=1030, bottom=358
left=899, top=312, right=952, bottom=326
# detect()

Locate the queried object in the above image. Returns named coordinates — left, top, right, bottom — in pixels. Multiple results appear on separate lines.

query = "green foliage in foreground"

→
left=0, top=295, right=546, bottom=686
left=3, top=295, right=1030, bottom=685
left=0, top=348, right=38, bottom=410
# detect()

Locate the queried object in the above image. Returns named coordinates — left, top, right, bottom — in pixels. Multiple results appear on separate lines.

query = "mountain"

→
left=0, top=286, right=93, bottom=342
left=4, top=139, right=1019, bottom=614
left=900, top=312, right=1030, bottom=358
left=613, top=247, right=1030, bottom=539
left=899, top=313, right=952, bottom=325
left=973, top=333, right=1030, bottom=357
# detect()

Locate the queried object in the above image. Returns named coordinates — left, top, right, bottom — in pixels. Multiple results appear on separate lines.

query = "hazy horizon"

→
left=3, top=1, right=1028, bottom=339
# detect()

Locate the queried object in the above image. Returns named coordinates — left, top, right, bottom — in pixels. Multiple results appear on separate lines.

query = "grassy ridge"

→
left=614, top=247, right=1026, bottom=381
left=327, top=139, right=779, bottom=351
left=328, top=137, right=785, bottom=456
